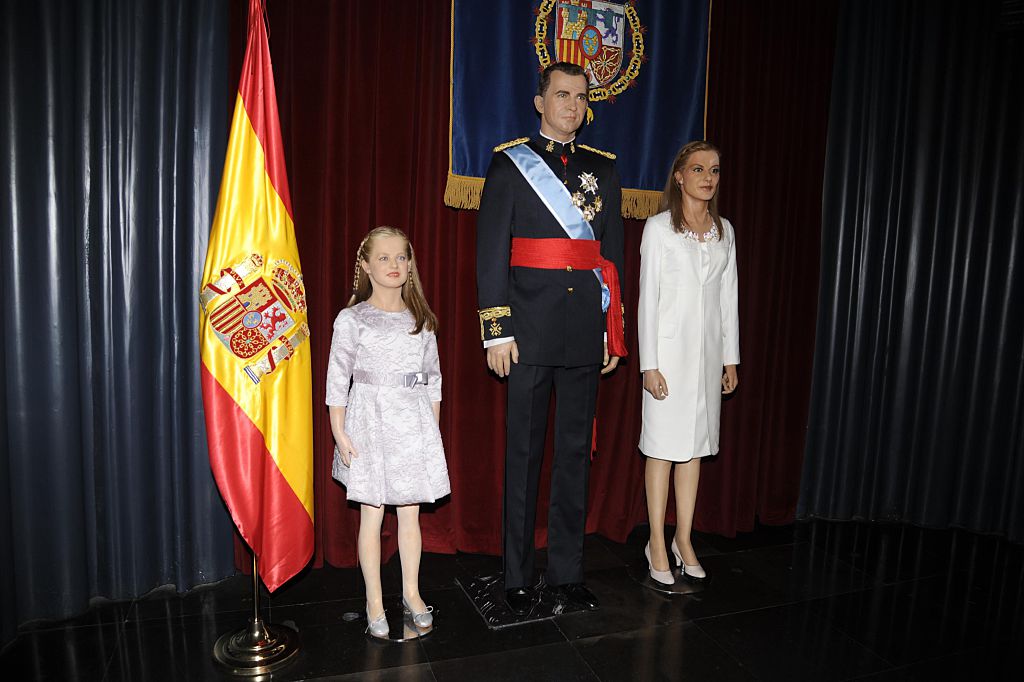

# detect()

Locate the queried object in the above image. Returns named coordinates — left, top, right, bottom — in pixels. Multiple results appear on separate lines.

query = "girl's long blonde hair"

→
left=348, top=226, right=438, bottom=334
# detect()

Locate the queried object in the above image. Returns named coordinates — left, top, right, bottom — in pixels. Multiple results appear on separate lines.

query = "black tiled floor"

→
left=553, top=566, right=680, bottom=640
left=846, top=642, right=1024, bottom=681
left=809, top=573, right=1003, bottom=667
left=573, top=622, right=756, bottom=682
left=430, top=641, right=598, bottom=682
left=107, top=610, right=257, bottom=682
left=3, top=520, right=1023, bottom=681
left=673, top=551, right=791, bottom=620
left=694, top=601, right=891, bottom=682
left=723, top=542, right=876, bottom=601
left=5, top=622, right=120, bottom=681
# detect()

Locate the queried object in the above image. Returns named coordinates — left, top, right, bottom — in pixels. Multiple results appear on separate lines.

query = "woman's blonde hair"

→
left=348, top=226, right=438, bottom=334
left=659, top=140, right=722, bottom=234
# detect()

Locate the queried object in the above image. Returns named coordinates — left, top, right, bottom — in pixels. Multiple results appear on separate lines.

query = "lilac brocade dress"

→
left=325, top=302, right=450, bottom=506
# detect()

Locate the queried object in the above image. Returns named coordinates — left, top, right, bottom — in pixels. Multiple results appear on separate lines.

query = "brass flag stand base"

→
left=213, top=555, right=300, bottom=676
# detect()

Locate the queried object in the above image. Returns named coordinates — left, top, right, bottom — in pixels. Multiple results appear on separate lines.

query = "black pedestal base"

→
left=628, top=560, right=709, bottom=594
left=455, top=573, right=594, bottom=629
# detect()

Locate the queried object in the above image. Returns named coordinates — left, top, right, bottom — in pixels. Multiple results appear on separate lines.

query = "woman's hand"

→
left=335, top=431, right=359, bottom=467
left=643, top=369, right=669, bottom=400
left=722, top=365, right=739, bottom=394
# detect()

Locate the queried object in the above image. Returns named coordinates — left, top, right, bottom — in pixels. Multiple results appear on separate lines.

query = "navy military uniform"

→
left=476, top=133, right=624, bottom=591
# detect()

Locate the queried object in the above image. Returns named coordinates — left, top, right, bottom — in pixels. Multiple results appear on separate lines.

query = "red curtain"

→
left=703, top=0, right=839, bottom=531
left=227, top=0, right=837, bottom=569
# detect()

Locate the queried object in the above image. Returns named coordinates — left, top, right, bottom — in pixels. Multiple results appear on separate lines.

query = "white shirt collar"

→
left=539, top=130, right=575, bottom=144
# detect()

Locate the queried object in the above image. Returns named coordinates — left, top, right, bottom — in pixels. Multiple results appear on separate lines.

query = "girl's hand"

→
left=722, top=365, right=739, bottom=394
left=643, top=369, right=669, bottom=400
left=336, top=432, right=358, bottom=466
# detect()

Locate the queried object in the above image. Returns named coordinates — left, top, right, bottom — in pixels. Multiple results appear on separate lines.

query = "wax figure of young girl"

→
left=637, top=141, right=740, bottom=585
left=326, top=226, right=450, bottom=638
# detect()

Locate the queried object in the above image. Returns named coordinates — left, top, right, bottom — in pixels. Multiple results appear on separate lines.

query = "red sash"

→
left=510, top=237, right=627, bottom=358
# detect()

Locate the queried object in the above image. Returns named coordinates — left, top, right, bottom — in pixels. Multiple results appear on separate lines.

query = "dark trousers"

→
left=503, top=362, right=600, bottom=589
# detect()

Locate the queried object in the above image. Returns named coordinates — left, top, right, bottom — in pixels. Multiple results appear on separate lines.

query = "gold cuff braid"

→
left=478, top=306, right=512, bottom=340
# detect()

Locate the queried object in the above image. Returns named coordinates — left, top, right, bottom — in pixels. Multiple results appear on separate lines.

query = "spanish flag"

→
left=199, top=0, right=313, bottom=591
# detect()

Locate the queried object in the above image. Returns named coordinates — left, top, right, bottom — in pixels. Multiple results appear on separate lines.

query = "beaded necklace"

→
left=680, top=212, right=719, bottom=243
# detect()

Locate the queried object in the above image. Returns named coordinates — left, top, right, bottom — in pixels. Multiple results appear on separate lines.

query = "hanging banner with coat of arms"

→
left=445, top=0, right=711, bottom=219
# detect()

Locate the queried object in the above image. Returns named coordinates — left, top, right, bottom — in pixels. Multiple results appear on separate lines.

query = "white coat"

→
left=637, top=210, right=740, bottom=461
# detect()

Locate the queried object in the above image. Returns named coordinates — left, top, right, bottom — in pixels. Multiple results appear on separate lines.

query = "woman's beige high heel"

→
left=645, top=542, right=675, bottom=585
left=671, top=538, right=706, bottom=580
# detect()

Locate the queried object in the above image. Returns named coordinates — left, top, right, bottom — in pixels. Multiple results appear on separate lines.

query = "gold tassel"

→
left=621, top=189, right=663, bottom=219
left=443, top=174, right=485, bottom=210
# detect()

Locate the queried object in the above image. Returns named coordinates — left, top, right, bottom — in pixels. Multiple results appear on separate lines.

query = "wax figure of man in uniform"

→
left=476, top=61, right=627, bottom=616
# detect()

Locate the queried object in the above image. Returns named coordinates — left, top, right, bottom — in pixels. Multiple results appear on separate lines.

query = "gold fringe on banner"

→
left=444, top=173, right=663, bottom=220
left=621, top=189, right=663, bottom=220
left=444, top=173, right=485, bottom=210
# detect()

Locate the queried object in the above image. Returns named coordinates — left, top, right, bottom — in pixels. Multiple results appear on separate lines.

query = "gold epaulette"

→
left=493, top=137, right=530, bottom=153
left=578, top=144, right=616, bottom=160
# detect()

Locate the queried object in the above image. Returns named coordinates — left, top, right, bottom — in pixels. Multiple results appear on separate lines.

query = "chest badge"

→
left=579, top=172, right=599, bottom=195
left=572, top=172, right=604, bottom=222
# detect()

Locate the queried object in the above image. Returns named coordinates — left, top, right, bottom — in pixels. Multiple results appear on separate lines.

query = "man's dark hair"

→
left=537, top=61, right=589, bottom=97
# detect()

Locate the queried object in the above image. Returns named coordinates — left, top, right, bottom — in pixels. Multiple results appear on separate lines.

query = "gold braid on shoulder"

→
left=578, top=144, right=616, bottom=160
left=493, top=137, right=530, bottom=153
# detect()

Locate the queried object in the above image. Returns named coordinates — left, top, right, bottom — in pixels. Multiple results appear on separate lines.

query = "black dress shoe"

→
left=505, top=587, right=534, bottom=615
left=559, top=582, right=600, bottom=610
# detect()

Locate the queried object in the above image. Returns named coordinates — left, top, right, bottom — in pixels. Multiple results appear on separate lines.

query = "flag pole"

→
left=212, top=552, right=301, bottom=675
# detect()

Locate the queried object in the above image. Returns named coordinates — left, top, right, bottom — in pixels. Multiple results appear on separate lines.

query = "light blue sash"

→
left=503, top=143, right=610, bottom=311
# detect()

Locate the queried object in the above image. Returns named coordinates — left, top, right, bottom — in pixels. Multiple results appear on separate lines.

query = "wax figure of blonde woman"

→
left=637, top=140, right=739, bottom=585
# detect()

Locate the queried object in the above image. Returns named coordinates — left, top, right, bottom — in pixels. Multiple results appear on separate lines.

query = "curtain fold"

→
left=1, top=0, right=234, bottom=643
left=800, top=0, right=1024, bottom=541
left=703, top=0, right=838, bottom=533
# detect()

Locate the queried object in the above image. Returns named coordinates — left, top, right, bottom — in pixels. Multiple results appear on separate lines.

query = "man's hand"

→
left=486, top=340, right=519, bottom=377
left=601, top=343, right=620, bottom=375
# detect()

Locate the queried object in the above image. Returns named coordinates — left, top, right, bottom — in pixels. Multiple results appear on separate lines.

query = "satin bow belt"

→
left=352, top=370, right=429, bottom=388
left=510, top=237, right=627, bottom=358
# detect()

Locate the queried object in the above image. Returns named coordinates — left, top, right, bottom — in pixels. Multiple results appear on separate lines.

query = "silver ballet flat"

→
left=671, top=538, right=707, bottom=580
left=402, top=598, right=434, bottom=628
left=366, top=606, right=389, bottom=639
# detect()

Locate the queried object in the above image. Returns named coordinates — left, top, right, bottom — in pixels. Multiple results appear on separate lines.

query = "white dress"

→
left=325, top=302, right=450, bottom=506
left=637, top=211, right=740, bottom=461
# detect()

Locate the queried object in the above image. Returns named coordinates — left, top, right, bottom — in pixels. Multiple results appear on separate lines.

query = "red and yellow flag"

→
left=199, top=0, right=312, bottom=591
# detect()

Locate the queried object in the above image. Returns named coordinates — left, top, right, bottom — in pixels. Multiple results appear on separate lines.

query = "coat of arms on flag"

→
left=201, top=254, right=310, bottom=384
left=534, top=0, right=644, bottom=103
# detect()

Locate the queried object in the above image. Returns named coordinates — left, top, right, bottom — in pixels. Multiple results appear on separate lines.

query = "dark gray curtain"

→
left=800, top=0, right=1024, bottom=541
left=0, top=0, right=235, bottom=644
